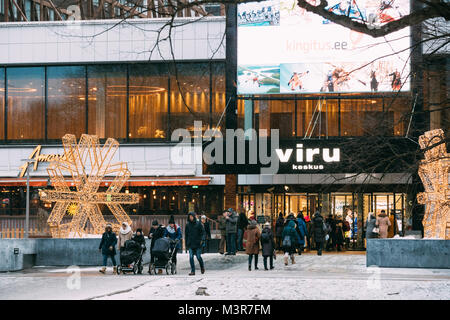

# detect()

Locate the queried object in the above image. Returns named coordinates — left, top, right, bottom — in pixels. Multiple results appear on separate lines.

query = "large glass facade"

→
left=7, top=67, right=45, bottom=140
left=47, top=66, right=86, bottom=139
left=0, top=62, right=413, bottom=142
left=88, top=65, right=127, bottom=139
left=128, top=64, right=169, bottom=139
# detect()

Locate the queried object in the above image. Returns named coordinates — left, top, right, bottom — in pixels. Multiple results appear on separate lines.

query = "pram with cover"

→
left=150, top=237, right=179, bottom=275
left=117, top=239, right=145, bottom=275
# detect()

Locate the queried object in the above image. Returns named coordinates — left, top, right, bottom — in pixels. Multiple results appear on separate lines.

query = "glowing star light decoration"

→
left=416, top=129, right=450, bottom=239
left=40, top=134, right=138, bottom=238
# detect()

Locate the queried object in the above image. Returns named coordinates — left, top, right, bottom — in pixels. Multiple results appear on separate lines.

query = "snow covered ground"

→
left=0, top=253, right=449, bottom=300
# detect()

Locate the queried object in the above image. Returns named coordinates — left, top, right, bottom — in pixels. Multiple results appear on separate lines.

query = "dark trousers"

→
left=227, top=233, right=237, bottom=254
left=263, top=255, right=273, bottom=269
left=276, top=237, right=282, bottom=250
left=189, top=248, right=204, bottom=273
left=102, top=254, right=116, bottom=266
left=316, top=241, right=323, bottom=255
left=219, top=234, right=226, bottom=254
left=248, top=254, right=258, bottom=268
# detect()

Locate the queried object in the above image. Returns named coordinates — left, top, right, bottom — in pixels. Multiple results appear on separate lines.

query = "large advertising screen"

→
left=237, top=0, right=411, bottom=94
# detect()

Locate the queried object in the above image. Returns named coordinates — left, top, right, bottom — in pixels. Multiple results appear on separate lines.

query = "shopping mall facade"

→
left=0, top=2, right=448, bottom=249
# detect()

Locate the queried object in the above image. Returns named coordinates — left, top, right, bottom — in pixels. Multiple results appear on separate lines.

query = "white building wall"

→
left=0, top=17, right=226, bottom=64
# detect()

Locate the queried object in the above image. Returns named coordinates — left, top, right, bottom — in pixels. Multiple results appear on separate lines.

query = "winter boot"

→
left=201, top=268, right=205, bottom=274
left=248, top=265, right=252, bottom=271
left=284, top=256, right=288, bottom=266
left=99, top=267, right=106, bottom=274
left=189, top=272, right=195, bottom=276
left=113, top=266, right=118, bottom=274
left=291, top=255, right=296, bottom=264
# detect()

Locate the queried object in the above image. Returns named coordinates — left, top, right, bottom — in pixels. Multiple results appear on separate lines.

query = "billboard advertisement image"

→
left=237, top=0, right=411, bottom=94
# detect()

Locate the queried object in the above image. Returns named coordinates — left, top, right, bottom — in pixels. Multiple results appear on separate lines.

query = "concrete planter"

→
left=366, top=238, right=450, bottom=269
left=0, top=238, right=151, bottom=271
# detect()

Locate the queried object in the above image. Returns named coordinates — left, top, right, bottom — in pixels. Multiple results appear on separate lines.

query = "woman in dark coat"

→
left=282, top=220, right=300, bottom=265
left=365, top=212, right=378, bottom=239
left=245, top=220, right=261, bottom=271
left=312, top=211, right=326, bottom=256
left=334, top=214, right=345, bottom=251
left=260, top=222, right=275, bottom=270
left=275, top=213, right=285, bottom=250
left=99, top=224, right=118, bottom=274
left=185, top=212, right=206, bottom=275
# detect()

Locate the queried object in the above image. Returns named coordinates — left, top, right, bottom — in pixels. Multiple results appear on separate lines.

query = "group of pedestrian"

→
left=98, top=212, right=208, bottom=276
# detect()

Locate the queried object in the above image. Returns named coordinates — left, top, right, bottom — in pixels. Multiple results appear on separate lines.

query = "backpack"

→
left=282, top=235, right=291, bottom=248
left=261, top=231, right=270, bottom=243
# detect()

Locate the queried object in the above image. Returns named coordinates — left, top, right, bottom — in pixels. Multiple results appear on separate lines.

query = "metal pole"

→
left=25, top=163, right=30, bottom=238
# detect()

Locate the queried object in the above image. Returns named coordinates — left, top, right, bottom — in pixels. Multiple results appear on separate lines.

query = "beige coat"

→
left=376, top=215, right=391, bottom=239
left=118, top=223, right=133, bottom=248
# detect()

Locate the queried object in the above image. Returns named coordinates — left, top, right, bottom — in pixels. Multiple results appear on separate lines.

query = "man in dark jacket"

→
left=218, top=211, right=227, bottom=254
left=237, top=210, right=249, bottom=251
left=148, top=220, right=165, bottom=274
left=200, top=215, right=211, bottom=253
left=99, top=224, right=118, bottom=274
left=275, top=213, right=285, bottom=250
left=312, top=211, right=326, bottom=256
left=185, top=212, right=205, bottom=275
left=325, top=214, right=336, bottom=251
left=225, top=208, right=238, bottom=255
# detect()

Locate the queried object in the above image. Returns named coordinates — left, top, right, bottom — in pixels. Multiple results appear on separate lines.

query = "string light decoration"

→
left=416, top=129, right=450, bottom=239
left=39, top=134, right=138, bottom=238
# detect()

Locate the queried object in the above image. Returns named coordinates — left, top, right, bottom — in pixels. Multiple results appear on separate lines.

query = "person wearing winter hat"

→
left=200, top=215, right=211, bottom=253
left=185, top=212, right=206, bottom=275
left=148, top=219, right=165, bottom=274
left=245, top=219, right=260, bottom=271
left=261, top=222, right=275, bottom=270
left=98, top=224, right=117, bottom=274
left=118, top=222, right=133, bottom=251
left=164, top=215, right=182, bottom=266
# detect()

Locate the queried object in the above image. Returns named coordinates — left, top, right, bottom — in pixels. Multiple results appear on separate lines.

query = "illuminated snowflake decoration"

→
left=40, top=134, right=138, bottom=238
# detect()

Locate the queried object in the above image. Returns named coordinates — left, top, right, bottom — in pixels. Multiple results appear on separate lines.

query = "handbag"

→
left=372, top=226, right=380, bottom=235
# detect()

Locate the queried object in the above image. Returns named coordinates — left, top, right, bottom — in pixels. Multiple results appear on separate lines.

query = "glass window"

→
left=0, top=68, right=4, bottom=140
left=87, top=65, right=127, bottom=139
left=7, top=67, right=45, bottom=140
left=169, top=63, right=210, bottom=136
left=384, top=96, right=410, bottom=136
left=340, top=98, right=384, bottom=136
left=47, top=66, right=86, bottom=140
left=297, top=99, right=339, bottom=138
left=128, top=64, right=169, bottom=139
left=211, top=62, right=225, bottom=134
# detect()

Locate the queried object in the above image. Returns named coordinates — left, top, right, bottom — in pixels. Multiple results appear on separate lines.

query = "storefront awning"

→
left=0, top=176, right=211, bottom=187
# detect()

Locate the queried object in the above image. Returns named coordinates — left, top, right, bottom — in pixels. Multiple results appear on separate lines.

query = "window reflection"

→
left=129, top=64, right=169, bottom=139
left=7, top=67, right=45, bottom=140
left=47, top=66, right=86, bottom=139
left=212, top=62, right=225, bottom=135
left=88, top=65, right=127, bottom=139
left=169, top=63, right=210, bottom=137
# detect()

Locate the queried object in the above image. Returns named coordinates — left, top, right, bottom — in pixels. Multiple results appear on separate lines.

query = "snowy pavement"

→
left=0, top=252, right=449, bottom=300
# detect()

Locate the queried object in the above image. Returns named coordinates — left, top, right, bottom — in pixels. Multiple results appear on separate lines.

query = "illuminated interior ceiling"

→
left=40, top=133, right=138, bottom=238
left=417, top=129, right=450, bottom=239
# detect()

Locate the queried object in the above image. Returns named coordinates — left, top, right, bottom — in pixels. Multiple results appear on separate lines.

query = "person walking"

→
left=260, top=222, right=275, bottom=270
left=275, top=213, right=285, bottom=251
left=282, top=220, right=300, bottom=265
left=218, top=211, right=227, bottom=254
left=185, top=212, right=205, bottom=275
left=237, top=210, right=249, bottom=251
left=118, top=222, right=133, bottom=251
left=376, top=210, right=391, bottom=239
left=200, top=215, right=211, bottom=253
left=98, top=224, right=118, bottom=274
left=365, top=212, right=378, bottom=239
left=148, top=220, right=165, bottom=274
left=304, top=215, right=313, bottom=251
left=312, top=211, right=326, bottom=256
left=164, top=215, right=182, bottom=266
left=334, top=214, right=345, bottom=251
left=296, top=212, right=307, bottom=254
left=225, top=208, right=238, bottom=255
left=131, top=228, right=146, bottom=274
left=325, top=214, right=336, bottom=251
left=245, top=220, right=261, bottom=271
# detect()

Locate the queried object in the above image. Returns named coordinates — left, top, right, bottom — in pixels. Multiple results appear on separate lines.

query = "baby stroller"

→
left=150, top=237, right=179, bottom=275
left=117, top=239, right=145, bottom=275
